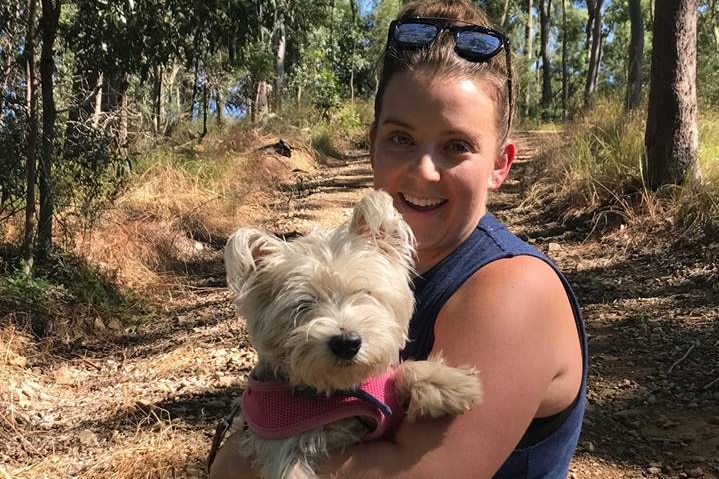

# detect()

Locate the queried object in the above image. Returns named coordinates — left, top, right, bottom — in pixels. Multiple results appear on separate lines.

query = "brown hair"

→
left=374, top=0, right=513, bottom=143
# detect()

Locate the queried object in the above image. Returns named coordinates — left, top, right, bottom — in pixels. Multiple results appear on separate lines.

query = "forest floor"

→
left=2, top=130, right=719, bottom=478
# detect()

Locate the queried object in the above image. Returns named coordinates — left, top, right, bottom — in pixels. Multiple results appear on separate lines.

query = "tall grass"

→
left=537, top=97, right=719, bottom=239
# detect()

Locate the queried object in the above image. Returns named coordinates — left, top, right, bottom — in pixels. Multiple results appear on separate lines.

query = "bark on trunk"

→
left=644, top=0, right=700, bottom=189
left=153, top=65, right=164, bottom=134
left=711, top=0, right=719, bottom=47
left=275, top=21, right=286, bottom=110
left=189, top=59, right=199, bottom=119
left=108, top=73, right=129, bottom=146
left=216, top=88, right=224, bottom=126
left=202, top=80, right=208, bottom=137
left=23, top=0, right=38, bottom=274
left=584, top=0, right=604, bottom=109
left=91, top=71, right=103, bottom=128
left=37, top=0, right=61, bottom=261
left=625, top=0, right=644, bottom=110
left=254, top=81, right=269, bottom=121
left=524, top=0, right=534, bottom=116
left=501, top=0, right=511, bottom=27
left=562, top=0, right=568, bottom=119
left=540, top=0, right=553, bottom=119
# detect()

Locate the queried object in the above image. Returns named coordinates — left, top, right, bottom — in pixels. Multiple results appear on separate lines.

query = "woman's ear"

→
left=488, top=141, right=516, bottom=190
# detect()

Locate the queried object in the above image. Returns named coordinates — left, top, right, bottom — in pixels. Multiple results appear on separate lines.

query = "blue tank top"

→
left=400, top=213, right=588, bottom=479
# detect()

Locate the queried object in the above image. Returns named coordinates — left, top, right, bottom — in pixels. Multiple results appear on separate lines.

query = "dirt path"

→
left=3, top=131, right=718, bottom=478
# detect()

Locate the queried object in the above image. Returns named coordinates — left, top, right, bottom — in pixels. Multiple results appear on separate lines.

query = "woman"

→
left=211, top=1, right=587, bottom=477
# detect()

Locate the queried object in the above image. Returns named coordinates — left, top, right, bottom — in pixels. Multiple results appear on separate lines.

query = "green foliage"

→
left=0, top=245, right=140, bottom=315
left=0, top=273, right=52, bottom=306
left=698, top=6, right=719, bottom=109
left=58, top=128, right=132, bottom=222
left=0, top=112, right=27, bottom=220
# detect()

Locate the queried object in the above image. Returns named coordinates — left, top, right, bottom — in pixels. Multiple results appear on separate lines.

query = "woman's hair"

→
left=374, top=0, right=513, bottom=143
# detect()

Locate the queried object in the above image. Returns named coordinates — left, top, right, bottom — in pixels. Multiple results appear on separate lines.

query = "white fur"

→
left=224, top=190, right=482, bottom=479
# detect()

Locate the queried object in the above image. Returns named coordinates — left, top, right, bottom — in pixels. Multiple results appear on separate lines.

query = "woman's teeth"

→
left=402, top=194, right=443, bottom=208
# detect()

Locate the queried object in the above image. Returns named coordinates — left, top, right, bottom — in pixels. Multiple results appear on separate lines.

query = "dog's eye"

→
left=296, top=297, right=317, bottom=311
left=357, top=289, right=372, bottom=297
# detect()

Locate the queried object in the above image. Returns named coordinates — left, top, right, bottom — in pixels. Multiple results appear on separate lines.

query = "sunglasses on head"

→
left=386, top=17, right=513, bottom=134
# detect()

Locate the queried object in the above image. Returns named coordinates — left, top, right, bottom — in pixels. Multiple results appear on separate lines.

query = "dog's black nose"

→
left=329, top=331, right=362, bottom=359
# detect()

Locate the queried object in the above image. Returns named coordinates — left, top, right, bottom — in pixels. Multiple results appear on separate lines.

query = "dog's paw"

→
left=395, top=354, right=482, bottom=421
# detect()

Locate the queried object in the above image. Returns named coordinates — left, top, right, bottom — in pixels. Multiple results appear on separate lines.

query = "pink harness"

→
left=241, top=369, right=403, bottom=441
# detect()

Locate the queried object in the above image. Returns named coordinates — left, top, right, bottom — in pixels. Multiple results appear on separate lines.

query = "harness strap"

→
left=207, top=397, right=242, bottom=473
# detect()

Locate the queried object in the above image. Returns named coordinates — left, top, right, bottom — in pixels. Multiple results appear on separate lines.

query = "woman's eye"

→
left=390, top=134, right=412, bottom=145
left=447, top=141, right=471, bottom=153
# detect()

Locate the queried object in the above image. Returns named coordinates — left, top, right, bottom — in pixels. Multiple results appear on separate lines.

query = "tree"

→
left=561, top=0, right=568, bottom=118
left=644, top=0, right=700, bottom=189
left=539, top=0, right=552, bottom=118
left=523, top=0, right=534, bottom=116
left=36, top=0, right=61, bottom=261
left=23, top=0, right=38, bottom=274
left=584, top=0, right=604, bottom=109
left=624, top=0, right=644, bottom=110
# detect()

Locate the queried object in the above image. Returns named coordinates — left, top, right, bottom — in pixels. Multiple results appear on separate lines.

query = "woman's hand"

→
left=209, top=432, right=259, bottom=479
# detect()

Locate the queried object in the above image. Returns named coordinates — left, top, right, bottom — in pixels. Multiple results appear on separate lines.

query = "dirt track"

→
left=3, top=130, right=718, bottom=478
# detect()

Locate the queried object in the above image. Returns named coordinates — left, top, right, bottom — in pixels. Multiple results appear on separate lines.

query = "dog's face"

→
left=225, top=191, right=415, bottom=393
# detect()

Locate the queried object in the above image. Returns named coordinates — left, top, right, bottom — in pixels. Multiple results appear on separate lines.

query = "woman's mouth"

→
left=401, top=193, right=446, bottom=212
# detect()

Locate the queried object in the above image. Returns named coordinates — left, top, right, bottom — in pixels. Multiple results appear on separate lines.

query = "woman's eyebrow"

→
left=380, top=118, right=414, bottom=130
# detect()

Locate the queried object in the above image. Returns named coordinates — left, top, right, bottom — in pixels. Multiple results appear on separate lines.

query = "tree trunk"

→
left=644, top=0, right=700, bottom=189
left=539, top=0, right=553, bottom=119
left=255, top=81, right=269, bottom=121
left=625, top=0, right=644, bottom=110
left=37, top=0, right=60, bottom=261
left=501, top=0, right=511, bottom=27
left=91, top=71, right=103, bottom=128
left=189, top=59, right=199, bottom=119
left=711, top=0, right=719, bottom=47
left=202, top=80, right=208, bottom=137
left=23, top=0, right=38, bottom=275
left=275, top=21, right=286, bottom=110
left=524, top=0, right=534, bottom=116
left=584, top=0, right=604, bottom=109
left=108, top=73, right=129, bottom=146
left=349, top=0, right=357, bottom=103
left=216, top=88, right=224, bottom=126
left=562, top=0, right=568, bottom=119
left=153, top=65, right=164, bottom=134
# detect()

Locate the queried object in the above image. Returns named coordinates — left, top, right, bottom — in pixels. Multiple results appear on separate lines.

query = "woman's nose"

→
left=412, top=151, right=441, bottom=182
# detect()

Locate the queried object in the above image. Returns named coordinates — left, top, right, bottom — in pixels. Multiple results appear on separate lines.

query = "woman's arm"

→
left=325, top=255, right=581, bottom=478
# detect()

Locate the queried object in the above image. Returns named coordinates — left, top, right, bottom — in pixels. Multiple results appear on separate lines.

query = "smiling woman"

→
left=210, top=1, right=587, bottom=478
left=370, top=71, right=510, bottom=273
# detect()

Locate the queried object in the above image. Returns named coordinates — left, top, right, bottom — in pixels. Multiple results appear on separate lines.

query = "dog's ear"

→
left=349, top=190, right=416, bottom=269
left=225, top=228, right=282, bottom=294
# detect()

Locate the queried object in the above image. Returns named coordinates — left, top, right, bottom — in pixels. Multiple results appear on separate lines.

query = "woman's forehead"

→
left=378, top=71, right=498, bottom=134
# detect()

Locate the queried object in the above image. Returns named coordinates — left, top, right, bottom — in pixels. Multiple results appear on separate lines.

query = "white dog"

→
left=223, top=190, right=481, bottom=479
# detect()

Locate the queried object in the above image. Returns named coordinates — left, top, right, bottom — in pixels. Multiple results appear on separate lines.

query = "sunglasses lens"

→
left=455, top=31, right=502, bottom=57
left=394, top=23, right=439, bottom=46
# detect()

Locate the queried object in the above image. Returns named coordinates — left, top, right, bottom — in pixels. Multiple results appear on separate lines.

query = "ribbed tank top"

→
left=400, top=213, right=588, bottom=478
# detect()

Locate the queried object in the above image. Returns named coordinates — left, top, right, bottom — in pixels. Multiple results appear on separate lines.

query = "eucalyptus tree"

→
left=539, top=0, right=552, bottom=118
left=625, top=0, right=644, bottom=110
left=645, top=0, right=700, bottom=189
left=584, top=0, right=604, bottom=109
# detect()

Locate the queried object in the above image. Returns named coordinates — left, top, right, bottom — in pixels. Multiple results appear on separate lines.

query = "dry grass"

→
left=5, top=416, right=207, bottom=479
left=530, top=99, right=719, bottom=243
left=76, top=128, right=318, bottom=294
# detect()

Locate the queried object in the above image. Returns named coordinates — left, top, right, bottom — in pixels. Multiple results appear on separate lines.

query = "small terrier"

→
left=223, top=190, right=481, bottom=479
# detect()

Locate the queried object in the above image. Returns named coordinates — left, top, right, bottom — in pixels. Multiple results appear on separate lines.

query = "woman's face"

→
left=370, top=70, right=514, bottom=273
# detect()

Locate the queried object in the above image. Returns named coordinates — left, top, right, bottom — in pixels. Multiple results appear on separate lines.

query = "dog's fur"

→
left=224, top=190, right=482, bottom=479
